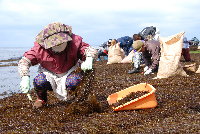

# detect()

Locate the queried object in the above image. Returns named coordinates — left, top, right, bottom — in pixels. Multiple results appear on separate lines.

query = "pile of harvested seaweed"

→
left=0, top=53, right=200, bottom=133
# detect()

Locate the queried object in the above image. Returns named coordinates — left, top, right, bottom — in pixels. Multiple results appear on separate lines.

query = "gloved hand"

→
left=81, top=57, right=93, bottom=72
left=144, top=68, right=152, bottom=75
left=144, top=66, right=149, bottom=72
left=20, top=76, right=30, bottom=93
left=104, top=50, right=107, bottom=55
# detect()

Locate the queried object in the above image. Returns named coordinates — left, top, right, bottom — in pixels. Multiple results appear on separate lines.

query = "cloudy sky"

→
left=0, top=0, right=200, bottom=48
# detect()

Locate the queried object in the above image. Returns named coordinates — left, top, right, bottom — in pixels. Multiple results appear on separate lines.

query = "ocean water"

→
left=0, top=47, right=39, bottom=99
left=0, top=47, right=31, bottom=60
left=0, top=46, right=99, bottom=61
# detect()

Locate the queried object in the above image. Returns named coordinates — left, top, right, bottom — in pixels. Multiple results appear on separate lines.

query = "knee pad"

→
left=33, top=73, right=52, bottom=91
left=66, top=71, right=83, bottom=90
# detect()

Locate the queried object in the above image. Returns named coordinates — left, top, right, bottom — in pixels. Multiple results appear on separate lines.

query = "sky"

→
left=0, top=0, right=200, bottom=49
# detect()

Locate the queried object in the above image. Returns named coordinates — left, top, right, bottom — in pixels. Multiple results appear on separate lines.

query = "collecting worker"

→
left=182, top=37, right=191, bottom=61
left=18, top=22, right=97, bottom=109
left=128, top=34, right=144, bottom=74
left=97, top=39, right=112, bottom=61
left=132, top=40, right=160, bottom=75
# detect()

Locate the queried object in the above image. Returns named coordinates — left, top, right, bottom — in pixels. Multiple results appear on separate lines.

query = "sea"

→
left=0, top=47, right=30, bottom=60
left=0, top=47, right=39, bottom=99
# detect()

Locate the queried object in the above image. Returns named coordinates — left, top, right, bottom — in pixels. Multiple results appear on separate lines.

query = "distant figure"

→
left=189, top=37, right=199, bottom=46
left=97, top=39, right=112, bottom=61
left=117, top=36, right=133, bottom=56
left=182, top=37, right=191, bottom=61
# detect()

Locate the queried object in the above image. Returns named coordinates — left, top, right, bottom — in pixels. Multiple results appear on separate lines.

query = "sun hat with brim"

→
left=132, top=40, right=143, bottom=52
left=35, top=22, right=72, bottom=49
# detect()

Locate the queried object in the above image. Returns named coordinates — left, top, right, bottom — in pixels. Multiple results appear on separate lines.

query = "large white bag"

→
left=196, top=65, right=200, bottom=73
left=156, top=31, right=188, bottom=78
left=121, top=50, right=135, bottom=64
left=107, top=41, right=123, bottom=64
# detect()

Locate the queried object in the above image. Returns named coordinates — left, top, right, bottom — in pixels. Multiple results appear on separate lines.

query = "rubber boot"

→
left=104, top=56, right=108, bottom=60
left=97, top=57, right=101, bottom=61
left=128, top=68, right=140, bottom=74
left=33, top=91, right=47, bottom=109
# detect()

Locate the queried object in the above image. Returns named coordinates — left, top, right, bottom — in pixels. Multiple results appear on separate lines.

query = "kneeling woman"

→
left=18, top=22, right=96, bottom=109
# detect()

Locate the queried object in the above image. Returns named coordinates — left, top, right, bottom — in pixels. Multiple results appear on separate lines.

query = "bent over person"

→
left=97, top=39, right=112, bottom=61
left=132, top=40, right=160, bottom=75
left=18, top=22, right=97, bottom=109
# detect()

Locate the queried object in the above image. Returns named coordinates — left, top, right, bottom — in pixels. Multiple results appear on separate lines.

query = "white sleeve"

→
left=18, top=57, right=32, bottom=78
left=84, top=46, right=97, bottom=58
left=154, top=28, right=160, bottom=41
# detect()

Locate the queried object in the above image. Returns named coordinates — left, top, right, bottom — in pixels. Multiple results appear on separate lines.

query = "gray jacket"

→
left=143, top=40, right=160, bottom=71
left=98, top=42, right=109, bottom=53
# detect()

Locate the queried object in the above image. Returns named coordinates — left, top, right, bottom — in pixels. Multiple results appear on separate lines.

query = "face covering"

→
left=52, top=42, right=67, bottom=53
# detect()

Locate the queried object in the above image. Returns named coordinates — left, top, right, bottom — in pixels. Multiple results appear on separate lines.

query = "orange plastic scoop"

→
left=107, top=83, right=157, bottom=111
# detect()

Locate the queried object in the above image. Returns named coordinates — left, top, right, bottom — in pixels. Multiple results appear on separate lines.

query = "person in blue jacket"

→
left=117, top=36, right=133, bottom=56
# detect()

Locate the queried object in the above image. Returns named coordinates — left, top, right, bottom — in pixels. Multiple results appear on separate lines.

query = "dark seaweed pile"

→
left=0, top=53, right=200, bottom=133
left=111, top=91, right=150, bottom=108
left=0, top=58, right=19, bottom=67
